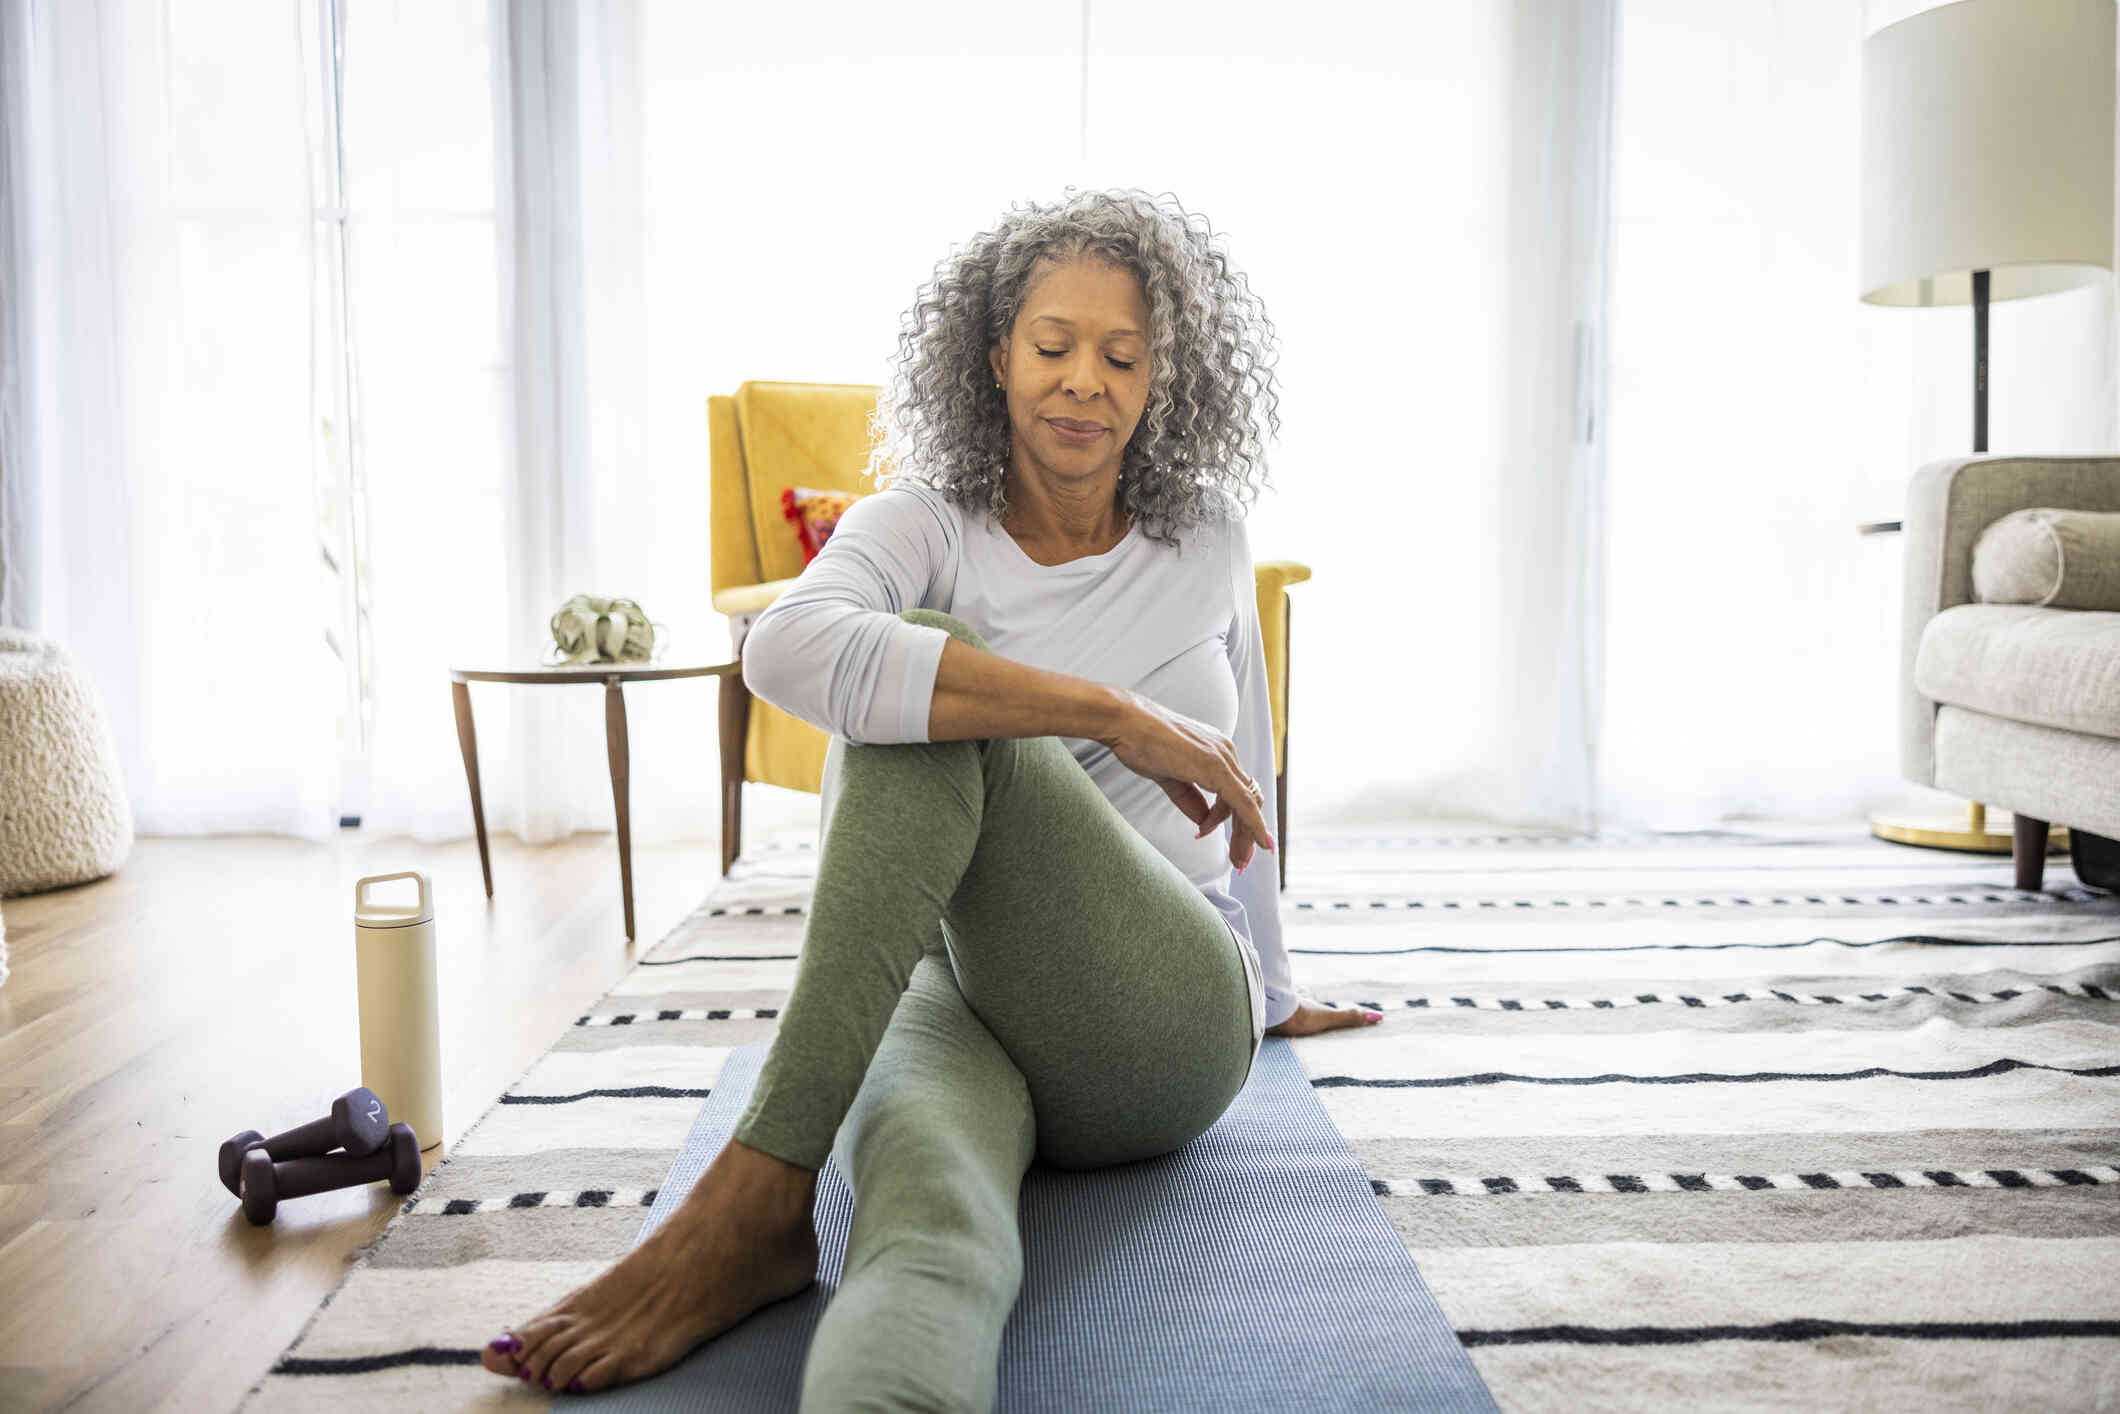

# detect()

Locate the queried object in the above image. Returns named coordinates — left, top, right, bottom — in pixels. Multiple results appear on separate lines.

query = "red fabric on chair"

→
left=781, top=486, right=865, bottom=566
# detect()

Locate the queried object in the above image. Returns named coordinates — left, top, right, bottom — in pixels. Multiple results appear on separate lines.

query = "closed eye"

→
left=1036, top=348, right=1136, bottom=371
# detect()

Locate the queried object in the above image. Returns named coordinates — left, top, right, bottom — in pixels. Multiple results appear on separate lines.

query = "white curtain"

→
left=1597, top=0, right=2118, bottom=831
left=0, top=0, right=38, bottom=629
left=1, top=0, right=339, bottom=837
left=0, top=0, right=688, bottom=848
left=330, top=0, right=517, bottom=841
left=346, top=0, right=682, bottom=848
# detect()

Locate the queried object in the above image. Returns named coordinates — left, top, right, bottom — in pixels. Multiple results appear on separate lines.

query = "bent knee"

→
left=900, top=608, right=989, bottom=654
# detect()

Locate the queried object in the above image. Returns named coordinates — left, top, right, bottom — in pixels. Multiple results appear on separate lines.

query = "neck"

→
left=1002, top=463, right=1126, bottom=550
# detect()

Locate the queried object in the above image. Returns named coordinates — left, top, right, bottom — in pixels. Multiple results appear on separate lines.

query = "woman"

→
left=481, top=187, right=1380, bottom=1406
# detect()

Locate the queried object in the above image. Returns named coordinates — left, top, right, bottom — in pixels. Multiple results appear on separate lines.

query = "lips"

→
left=1047, top=418, right=1105, bottom=433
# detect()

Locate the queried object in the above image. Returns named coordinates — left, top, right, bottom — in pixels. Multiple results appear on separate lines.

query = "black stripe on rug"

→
left=1286, top=892, right=2113, bottom=910
left=275, top=1347, right=484, bottom=1374
left=403, top=1189, right=664, bottom=1214
left=637, top=953, right=800, bottom=963
left=576, top=1008, right=782, bottom=1025
left=1368, top=1167, right=2118, bottom=1196
left=1454, top=1317, right=2120, bottom=1346
left=497, top=1086, right=714, bottom=1104
left=1335, top=981, right=2115, bottom=1011
left=1313, top=1058, right=2120, bottom=1087
left=1291, top=933, right=2120, bottom=956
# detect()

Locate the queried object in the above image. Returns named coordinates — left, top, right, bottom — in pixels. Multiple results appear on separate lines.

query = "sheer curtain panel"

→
left=315, top=0, right=675, bottom=848
left=0, top=0, right=338, bottom=837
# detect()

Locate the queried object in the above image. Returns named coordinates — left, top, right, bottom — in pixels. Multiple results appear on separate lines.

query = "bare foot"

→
left=479, top=1139, right=820, bottom=1395
left=1265, top=999, right=1385, bottom=1037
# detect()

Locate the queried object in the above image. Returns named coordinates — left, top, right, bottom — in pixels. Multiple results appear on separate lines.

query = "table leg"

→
left=605, top=675, right=635, bottom=941
left=452, top=680, right=493, bottom=898
left=718, top=665, right=750, bottom=877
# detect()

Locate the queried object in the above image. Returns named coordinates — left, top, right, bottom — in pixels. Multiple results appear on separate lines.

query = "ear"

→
left=988, top=342, right=1006, bottom=387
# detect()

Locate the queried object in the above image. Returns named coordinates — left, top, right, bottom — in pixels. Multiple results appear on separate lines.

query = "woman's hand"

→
left=1266, top=1000, right=1384, bottom=1037
left=1097, top=689, right=1276, bottom=871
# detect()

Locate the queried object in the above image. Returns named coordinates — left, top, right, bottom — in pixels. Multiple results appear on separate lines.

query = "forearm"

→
left=925, top=636, right=1127, bottom=743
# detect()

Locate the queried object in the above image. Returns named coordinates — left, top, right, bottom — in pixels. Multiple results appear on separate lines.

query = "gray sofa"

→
left=1900, top=454, right=2120, bottom=891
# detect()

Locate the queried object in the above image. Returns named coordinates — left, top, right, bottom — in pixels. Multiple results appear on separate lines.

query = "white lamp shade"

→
left=1860, top=0, right=2115, bottom=306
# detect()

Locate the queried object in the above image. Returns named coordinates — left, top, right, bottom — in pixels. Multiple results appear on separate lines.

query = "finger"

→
left=1250, top=794, right=1276, bottom=851
left=1193, top=800, right=1231, bottom=839
left=1159, top=779, right=1211, bottom=830
left=1231, top=783, right=1276, bottom=862
left=1224, top=768, right=1276, bottom=853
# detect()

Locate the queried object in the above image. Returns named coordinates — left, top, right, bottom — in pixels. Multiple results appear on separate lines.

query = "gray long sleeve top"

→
left=740, top=479, right=1297, bottom=1030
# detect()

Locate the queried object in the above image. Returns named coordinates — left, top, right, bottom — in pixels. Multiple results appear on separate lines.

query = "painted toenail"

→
left=543, top=1375, right=553, bottom=1389
left=519, top=1367, right=531, bottom=1380
left=571, top=1378, right=586, bottom=1393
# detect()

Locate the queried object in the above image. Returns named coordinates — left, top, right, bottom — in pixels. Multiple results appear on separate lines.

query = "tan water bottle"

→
left=353, top=872, right=444, bottom=1152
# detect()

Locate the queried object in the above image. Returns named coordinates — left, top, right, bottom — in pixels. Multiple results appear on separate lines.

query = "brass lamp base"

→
left=1869, top=800, right=2069, bottom=854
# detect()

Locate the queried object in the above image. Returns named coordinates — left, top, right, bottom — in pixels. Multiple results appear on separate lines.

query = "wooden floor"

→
left=0, top=828, right=766, bottom=1414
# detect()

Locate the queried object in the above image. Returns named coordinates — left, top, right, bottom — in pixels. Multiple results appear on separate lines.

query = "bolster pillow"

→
left=1971, top=507, right=2120, bottom=611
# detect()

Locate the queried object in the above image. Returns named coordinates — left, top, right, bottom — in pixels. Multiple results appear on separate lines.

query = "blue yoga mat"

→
left=587, top=1038, right=1499, bottom=1412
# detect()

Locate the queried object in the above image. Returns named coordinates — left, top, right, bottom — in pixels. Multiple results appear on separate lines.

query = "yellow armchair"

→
left=710, top=380, right=1311, bottom=888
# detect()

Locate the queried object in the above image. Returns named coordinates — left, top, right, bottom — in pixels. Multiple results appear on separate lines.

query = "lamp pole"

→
left=1972, top=267, right=1988, bottom=454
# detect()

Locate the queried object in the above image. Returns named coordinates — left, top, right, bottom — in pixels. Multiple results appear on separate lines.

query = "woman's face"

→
left=989, top=256, right=1152, bottom=491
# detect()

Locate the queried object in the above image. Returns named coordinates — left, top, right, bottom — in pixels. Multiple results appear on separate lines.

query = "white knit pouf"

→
left=0, top=629, right=134, bottom=901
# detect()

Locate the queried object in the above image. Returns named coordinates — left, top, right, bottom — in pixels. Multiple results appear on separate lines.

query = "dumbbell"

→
left=218, top=1086, right=391, bottom=1197
left=239, top=1120, right=421, bottom=1225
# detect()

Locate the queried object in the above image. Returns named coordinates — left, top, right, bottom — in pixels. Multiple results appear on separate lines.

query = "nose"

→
left=1060, top=348, right=1105, bottom=401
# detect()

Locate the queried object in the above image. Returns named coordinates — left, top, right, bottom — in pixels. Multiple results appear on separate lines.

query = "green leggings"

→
left=730, top=609, right=1264, bottom=1412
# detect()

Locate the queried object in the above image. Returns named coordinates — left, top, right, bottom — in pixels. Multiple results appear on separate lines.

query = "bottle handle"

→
left=355, top=871, right=432, bottom=919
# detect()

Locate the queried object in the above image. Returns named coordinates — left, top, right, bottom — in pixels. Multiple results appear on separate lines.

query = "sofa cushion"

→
left=1914, top=603, right=2120, bottom=738
left=781, top=485, right=865, bottom=566
left=1972, top=507, right=2120, bottom=610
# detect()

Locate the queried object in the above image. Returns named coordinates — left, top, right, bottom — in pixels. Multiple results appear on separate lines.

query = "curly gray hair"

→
left=863, top=187, right=1283, bottom=548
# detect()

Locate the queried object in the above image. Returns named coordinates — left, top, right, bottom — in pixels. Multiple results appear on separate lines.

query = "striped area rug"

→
left=239, top=823, right=2120, bottom=1413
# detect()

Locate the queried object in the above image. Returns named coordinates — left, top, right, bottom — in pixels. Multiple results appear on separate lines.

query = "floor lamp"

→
left=1858, top=0, right=2115, bottom=853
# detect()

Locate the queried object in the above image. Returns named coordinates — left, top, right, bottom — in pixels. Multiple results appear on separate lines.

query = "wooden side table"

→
left=449, top=662, right=739, bottom=940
